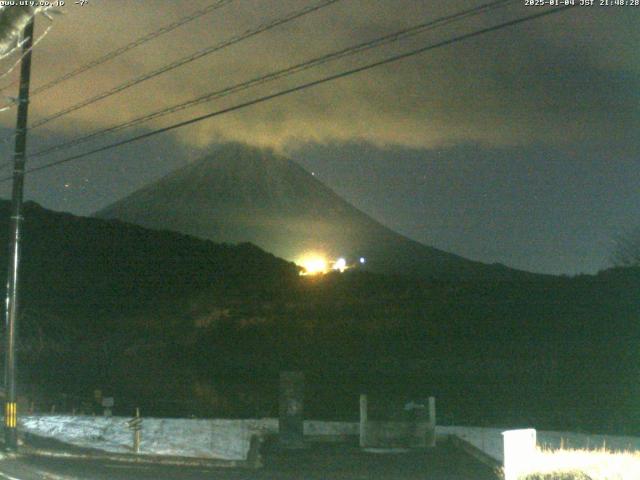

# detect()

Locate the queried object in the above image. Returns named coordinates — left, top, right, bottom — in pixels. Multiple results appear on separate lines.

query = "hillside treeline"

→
left=0, top=202, right=637, bottom=435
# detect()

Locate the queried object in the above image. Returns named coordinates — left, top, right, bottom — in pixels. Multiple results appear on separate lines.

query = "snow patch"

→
left=20, top=415, right=279, bottom=461
left=19, top=415, right=360, bottom=461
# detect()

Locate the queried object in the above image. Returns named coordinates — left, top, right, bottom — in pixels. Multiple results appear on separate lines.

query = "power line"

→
left=28, top=0, right=341, bottom=130
left=0, top=19, right=56, bottom=101
left=4, top=5, right=574, bottom=182
left=0, top=0, right=234, bottom=152
left=0, top=0, right=234, bottom=106
left=30, top=0, right=517, bottom=159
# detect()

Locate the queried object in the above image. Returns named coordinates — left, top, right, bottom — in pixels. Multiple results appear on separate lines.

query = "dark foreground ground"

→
left=0, top=441, right=500, bottom=480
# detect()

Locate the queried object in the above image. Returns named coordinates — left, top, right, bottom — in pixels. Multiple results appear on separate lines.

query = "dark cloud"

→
left=0, top=0, right=634, bottom=151
left=0, top=0, right=636, bottom=275
left=291, top=141, right=640, bottom=275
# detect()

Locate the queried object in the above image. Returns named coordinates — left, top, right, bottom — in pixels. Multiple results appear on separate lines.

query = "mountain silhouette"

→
left=96, top=143, right=532, bottom=280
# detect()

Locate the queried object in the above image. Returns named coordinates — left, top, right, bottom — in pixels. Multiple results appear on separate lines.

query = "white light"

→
left=333, top=258, right=347, bottom=272
left=359, top=257, right=366, bottom=264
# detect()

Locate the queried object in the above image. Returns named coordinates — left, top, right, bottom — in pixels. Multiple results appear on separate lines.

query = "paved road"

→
left=0, top=442, right=500, bottom=480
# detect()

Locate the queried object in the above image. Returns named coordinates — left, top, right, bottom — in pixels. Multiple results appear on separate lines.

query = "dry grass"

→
left=515, top=446, right=640, bottom=480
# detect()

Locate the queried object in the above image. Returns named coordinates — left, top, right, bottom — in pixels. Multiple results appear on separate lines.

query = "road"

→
left=0, top=442, right=500, bottom=479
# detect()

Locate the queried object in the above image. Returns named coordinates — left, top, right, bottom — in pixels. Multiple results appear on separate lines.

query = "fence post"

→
left=134, top=408, right=141, bottom=453
left=428, top=396, right=436, bottom=448
left=359, top=394, right=367, bottom=448
left=127, top=408, right=143, bottom=454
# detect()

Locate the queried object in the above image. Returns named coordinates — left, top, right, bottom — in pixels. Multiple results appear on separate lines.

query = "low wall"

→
left=24, top=415, right=635, bottom=464
left=361, top=420, right=433, bottom=448
left=304, top=420, right=358, bottom=440
left=363, top=420, right=412, bottom=447
left=437, top=426, right=505, bottom=462
left=18, top=416, right=358, bottom=461
left=20, top=415, right=280, bottom=460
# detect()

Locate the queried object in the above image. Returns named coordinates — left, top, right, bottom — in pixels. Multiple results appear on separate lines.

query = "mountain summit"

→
left=96, top=143, right=524, bottom=280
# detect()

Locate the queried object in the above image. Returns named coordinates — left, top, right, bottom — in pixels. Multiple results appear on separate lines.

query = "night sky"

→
left=0, top=0, right=637, bottom=275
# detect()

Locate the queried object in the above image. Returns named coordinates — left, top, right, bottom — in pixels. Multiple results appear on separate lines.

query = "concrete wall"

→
left=20, top=415, right=281, bottom=460
left=359, top=395, right=435, bottom=449
left=362, top=421, right=413, bottom=447
left=437, top=426, right=506, bottom=462
left=19, top=416, right=358, bottom=461
left=24, top=415, right=638, bottom=464
left=303, top=420, right=358, bottom=440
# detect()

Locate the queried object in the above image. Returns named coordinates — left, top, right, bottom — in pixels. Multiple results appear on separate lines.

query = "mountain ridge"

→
left=96, top=142, right=541, bottom=281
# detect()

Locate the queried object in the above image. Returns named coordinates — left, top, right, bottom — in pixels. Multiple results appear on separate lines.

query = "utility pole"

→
left=4, top=16, right=35, bottom=451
